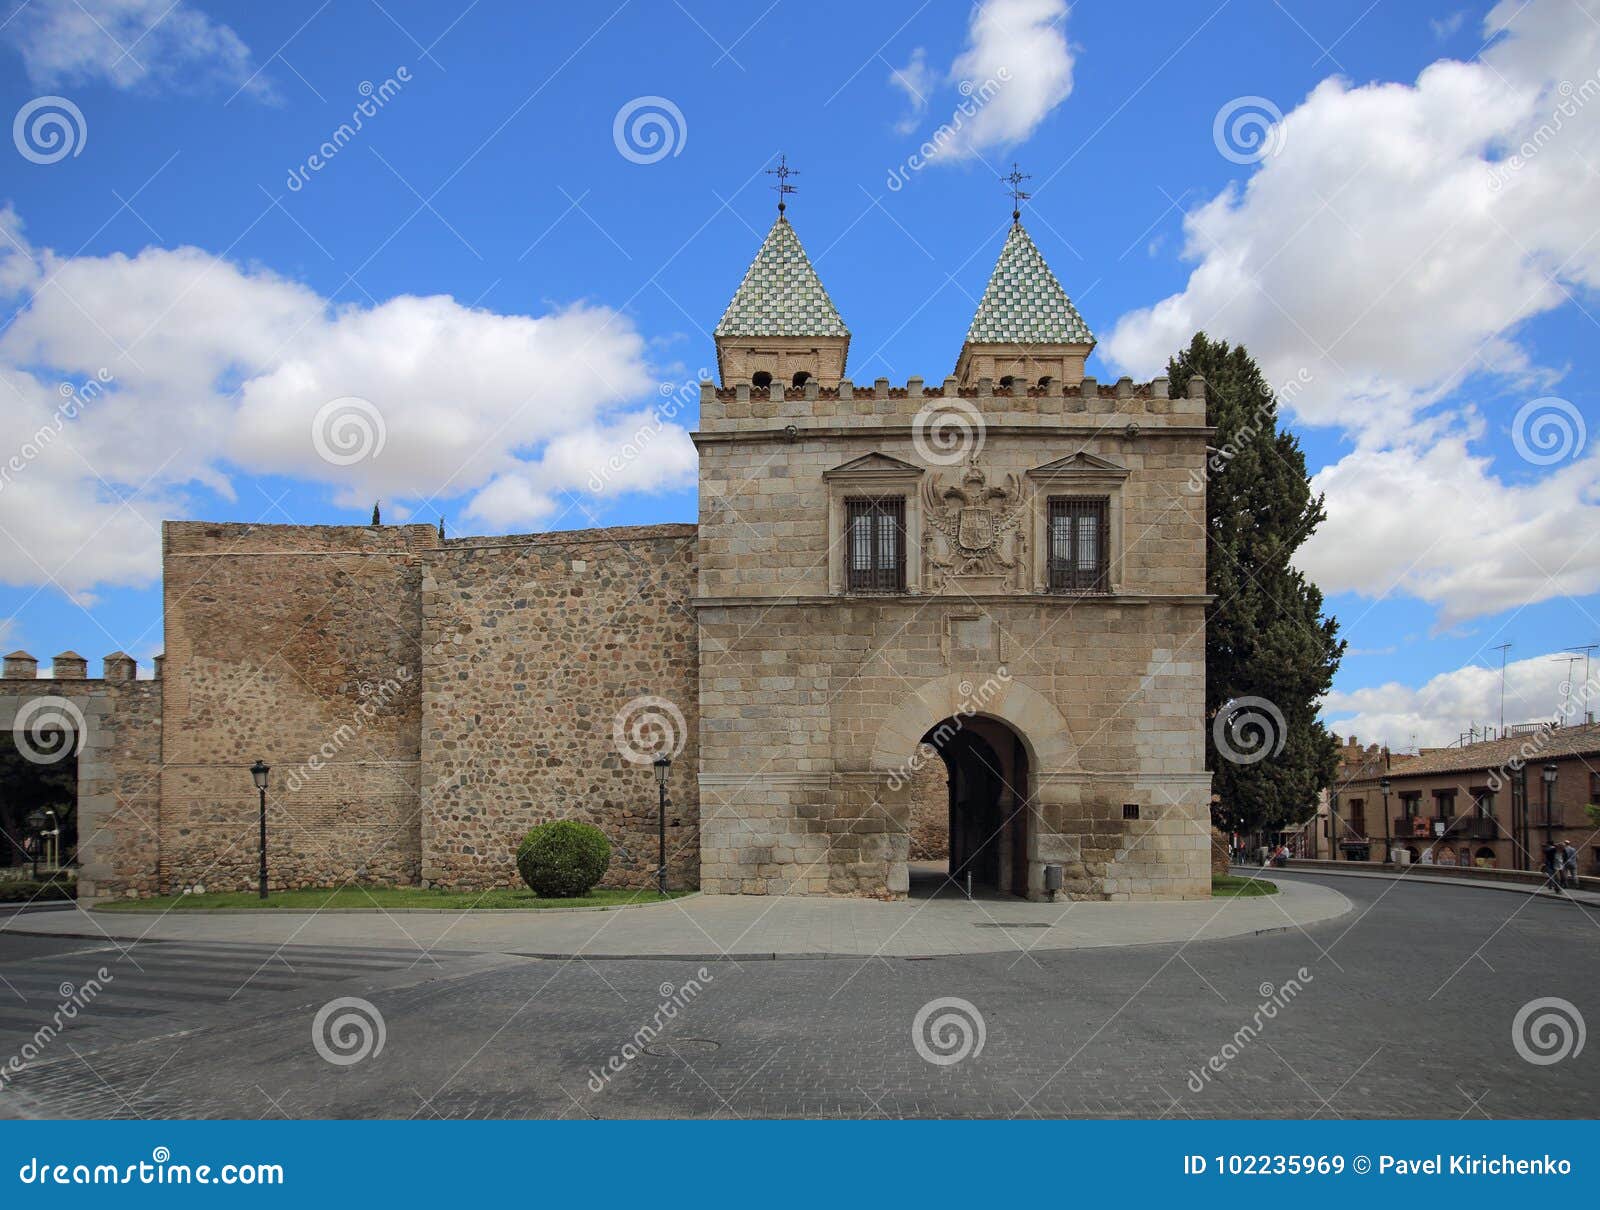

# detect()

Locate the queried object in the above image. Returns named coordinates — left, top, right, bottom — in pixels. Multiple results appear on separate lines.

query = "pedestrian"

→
left=1563, top=841, right=1579, bottom=888
left=1542, top=842, right=1561, bottom=892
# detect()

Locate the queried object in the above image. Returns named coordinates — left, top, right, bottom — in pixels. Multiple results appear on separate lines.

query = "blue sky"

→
left=1, top=0, right=1598, bottom=749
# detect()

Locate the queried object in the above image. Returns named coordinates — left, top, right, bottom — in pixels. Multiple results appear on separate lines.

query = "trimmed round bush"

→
left=515, top=820, right=611, bottom=898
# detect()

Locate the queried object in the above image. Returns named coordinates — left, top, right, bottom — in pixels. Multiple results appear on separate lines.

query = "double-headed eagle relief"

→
left=922, top=457, right=1028, bottom=591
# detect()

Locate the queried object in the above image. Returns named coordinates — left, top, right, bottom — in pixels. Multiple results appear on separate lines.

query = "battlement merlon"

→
left=694, top=373, right=1211, bottom=437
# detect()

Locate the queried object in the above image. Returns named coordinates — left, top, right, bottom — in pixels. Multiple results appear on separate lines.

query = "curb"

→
left=87, top=892, right=703, bottom=916
left=1248, top=865, right=1600, bottom=907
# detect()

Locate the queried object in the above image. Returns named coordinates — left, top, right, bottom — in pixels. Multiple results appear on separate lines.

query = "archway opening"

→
left=0, top=728, right=78, bottom=877
left=906, top=715, right=1031, bottom=900
left=751, top=370, right=773, bottom=388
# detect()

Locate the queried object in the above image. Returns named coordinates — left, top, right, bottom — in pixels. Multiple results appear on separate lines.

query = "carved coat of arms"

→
left=923, top=458, right=1027, bottom=590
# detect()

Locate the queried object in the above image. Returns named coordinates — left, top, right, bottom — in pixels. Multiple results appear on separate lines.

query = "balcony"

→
left=1394, top=816, right=1433, bottom=839
left=1444, top=816, right=1500, bottom=841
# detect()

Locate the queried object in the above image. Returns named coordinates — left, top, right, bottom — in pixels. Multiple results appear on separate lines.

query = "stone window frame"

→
left=1024, top=453, right=1130, bottom=595
left=823, top=455, right=925, bottom=595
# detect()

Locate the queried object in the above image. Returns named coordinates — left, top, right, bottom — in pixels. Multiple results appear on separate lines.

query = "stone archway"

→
left=870, top=674, right=1075, bottom=900
left=869, top=673, right=1075, bottom=774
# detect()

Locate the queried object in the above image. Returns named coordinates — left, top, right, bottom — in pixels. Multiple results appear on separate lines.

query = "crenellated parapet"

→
left=697, top=373, right=1208, bottom=434
left=2, top=649, right=161, bottom=681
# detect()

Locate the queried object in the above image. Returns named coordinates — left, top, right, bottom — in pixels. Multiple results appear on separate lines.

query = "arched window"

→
left=998, top=375, right=1014, bottom=389
left=791, top=370, right=811, bottom=388
left=751, top=371, right=772, bottom=388
left=1037, top=375, right=1052, bottom=388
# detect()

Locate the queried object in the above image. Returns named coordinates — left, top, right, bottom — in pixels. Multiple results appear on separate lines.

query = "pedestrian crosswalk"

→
left=0, top=940, right=445, bottom=1048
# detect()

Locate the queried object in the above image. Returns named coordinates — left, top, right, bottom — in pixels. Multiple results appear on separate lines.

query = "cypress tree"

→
left=1166, top=333, right=1344, bottom=837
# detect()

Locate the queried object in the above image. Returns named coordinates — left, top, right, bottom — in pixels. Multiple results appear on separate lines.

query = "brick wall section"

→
left=0, top=674, right=162, bottom=899
left=419, top=524, right=699, bottom=891
left=160, top=522, right=434, bottom=893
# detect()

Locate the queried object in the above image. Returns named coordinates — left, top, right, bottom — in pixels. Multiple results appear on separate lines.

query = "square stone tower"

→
left=694, top=208, right=1214, bottom=900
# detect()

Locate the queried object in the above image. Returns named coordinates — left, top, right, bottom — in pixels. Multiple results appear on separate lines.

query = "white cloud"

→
left=1326, top=649, right=1599, bottom=750
left=894, top=0, right=1074, bottom=160
left=888, top=47, right=933, bottom=135
left=0, top=209, right=696, bottom=597
left=1101, top=32, right=1589, bottom=427
left=2, top=0, right=271, bottom=98
left=1103, top=0, right=1600, bottom=625
left=1431, top=10, right=1469, bottom=39
left=1301, top=427, right=1600, bottom=625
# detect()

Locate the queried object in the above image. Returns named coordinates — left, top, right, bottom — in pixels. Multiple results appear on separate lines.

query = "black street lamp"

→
left=1380, top=777, right=1392, bottom=863
left=1542, top=762, right=1559, bottom=850
left=653, top=754, right=671, bottom=897
left=250, top=760, right=270, bottom=900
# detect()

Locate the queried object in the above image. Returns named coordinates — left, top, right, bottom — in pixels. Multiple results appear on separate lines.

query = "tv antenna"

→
left=1492, top=641, right=1512, bottom=737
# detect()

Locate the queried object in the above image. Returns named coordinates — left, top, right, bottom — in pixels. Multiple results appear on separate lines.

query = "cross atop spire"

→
left=1002, top=162, right=1032, bottom=224
left=766, top=153, right=799, bottom=217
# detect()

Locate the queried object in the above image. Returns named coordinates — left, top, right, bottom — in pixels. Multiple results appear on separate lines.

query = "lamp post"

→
left=25, top=809, right=44, bottom=881
left=652, top=754, right=671, bottom=897
left=1380, top=777, right=1392, bottom=864
left=250, top=760, right=270, bottom=900
left=1542, top=762, right=1559, bottom=851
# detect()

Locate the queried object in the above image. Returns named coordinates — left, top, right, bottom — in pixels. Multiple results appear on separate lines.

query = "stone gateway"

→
left=3, top=208, right=1213, bottom=902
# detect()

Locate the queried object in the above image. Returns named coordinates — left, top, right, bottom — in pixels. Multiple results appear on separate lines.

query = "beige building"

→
left=2, top=206, right=1214, bottom=902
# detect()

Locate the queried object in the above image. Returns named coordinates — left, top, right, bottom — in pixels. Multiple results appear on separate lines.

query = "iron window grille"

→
left=1048, top=497, right=1110, bottom=593
left=846, top=497, right=906, bottom=593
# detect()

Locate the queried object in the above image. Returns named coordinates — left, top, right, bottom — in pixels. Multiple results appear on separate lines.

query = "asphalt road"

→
left=0, top=872, right=1595, bottom=1119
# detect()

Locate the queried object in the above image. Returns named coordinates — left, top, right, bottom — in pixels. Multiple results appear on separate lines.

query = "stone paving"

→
left=0, top=876, right=1350, bottom=958
left=1, top=872, right=1595, bottom=1119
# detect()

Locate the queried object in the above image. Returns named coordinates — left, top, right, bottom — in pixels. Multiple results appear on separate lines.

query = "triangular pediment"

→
left=823, top=452, right=925, bottom=480
left=1026, top=451, right=1129, bottom=480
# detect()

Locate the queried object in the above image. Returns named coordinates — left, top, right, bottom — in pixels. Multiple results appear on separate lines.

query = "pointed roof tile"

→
left=966, top=222, right=1093, bottom=346
left=715, top=217, right=849, bottom=338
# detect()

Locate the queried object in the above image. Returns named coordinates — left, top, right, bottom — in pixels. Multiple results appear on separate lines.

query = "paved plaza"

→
left=0, top=874, right=1350, bottom=958
left=1, top=872, right=1595, bottom=1119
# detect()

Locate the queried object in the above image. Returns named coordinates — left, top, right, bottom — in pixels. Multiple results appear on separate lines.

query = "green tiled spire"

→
left=965, top=222, right=1094, bottom=345
left=715, top=217, right=849, bottom=338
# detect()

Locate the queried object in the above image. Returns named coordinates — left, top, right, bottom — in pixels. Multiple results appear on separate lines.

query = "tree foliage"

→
left=1166, top=333, right=1344, bottom=835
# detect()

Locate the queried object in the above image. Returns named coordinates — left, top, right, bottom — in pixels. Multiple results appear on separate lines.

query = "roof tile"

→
left=715, top=217, right=849, bottom=338
left=966, top=222, right=1093, bottom=346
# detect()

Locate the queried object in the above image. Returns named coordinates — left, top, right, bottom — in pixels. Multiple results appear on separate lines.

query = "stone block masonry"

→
left=420, top=525, right=700, bottom=891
